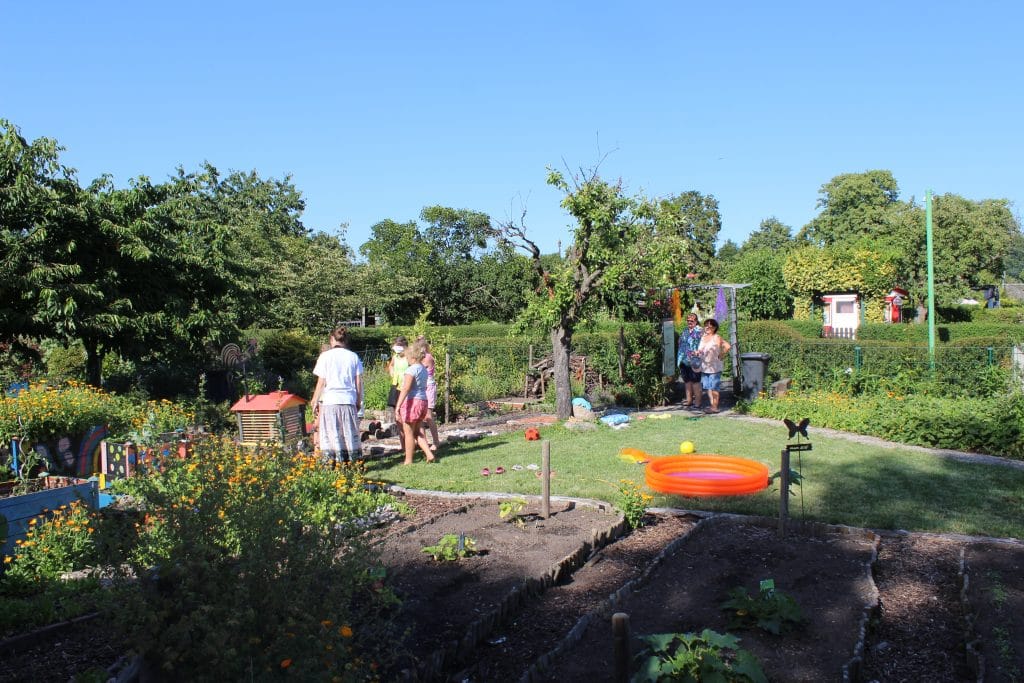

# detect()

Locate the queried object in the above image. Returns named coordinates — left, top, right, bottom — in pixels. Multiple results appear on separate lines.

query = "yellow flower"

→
left=339, top=625, right=353, bottom=638
left=3, top=556, right=11, bottom=563
left=320, top=620, right=333, bottom=627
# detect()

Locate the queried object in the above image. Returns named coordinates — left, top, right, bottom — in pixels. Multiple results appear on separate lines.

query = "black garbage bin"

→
left=739, top=352, right=771, bottom=401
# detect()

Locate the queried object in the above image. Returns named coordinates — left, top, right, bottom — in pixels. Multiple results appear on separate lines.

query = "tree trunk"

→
left=550, top=325, right=573, bottom=420
left=83, top=339, right=104, bottom=388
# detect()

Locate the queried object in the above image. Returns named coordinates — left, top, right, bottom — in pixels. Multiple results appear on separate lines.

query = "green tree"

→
left=646, top=191, right=721, bottom=283
left=359, top=206, right=528, bottom=325
left=418, top=205, right=496, bottom=324
left=903, top=194, right=1018, bottom=306
left=499, top=168, right=642, bottom=419
left=0, top=120, right=86, bottom=360
left=741, top=217, right=794, bottom=253
left=358, top=218, right=427, bottom=324
left=727, top=248, right=792, bottom=320
left=1005, top=228, right=1024, bottom=281
left=708, top=239, right=740, bottom=281
left=798, top=170, right=901, bottom=246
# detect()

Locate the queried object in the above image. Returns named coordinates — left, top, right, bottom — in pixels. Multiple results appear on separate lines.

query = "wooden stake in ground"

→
left=778, top=448, right=790, bottom=538
left=612, top=612, right=631, bottom=683
left=541, top=440, right=551, bottom=519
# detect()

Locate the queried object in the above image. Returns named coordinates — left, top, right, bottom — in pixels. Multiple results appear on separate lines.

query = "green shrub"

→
left=362, top=365, right=392, bottom=412
left=256, top=328, right=319, bottom=383
left=42, top=341, right=86, bottom=383
left=748, top=389, right=1024, bottom=458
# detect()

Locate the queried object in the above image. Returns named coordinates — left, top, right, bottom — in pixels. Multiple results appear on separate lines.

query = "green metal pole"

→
left=926, top=190, right=936, bottom=371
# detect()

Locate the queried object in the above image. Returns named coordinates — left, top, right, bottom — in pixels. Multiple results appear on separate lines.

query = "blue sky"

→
left=5, top=1, right=1022, bottom=256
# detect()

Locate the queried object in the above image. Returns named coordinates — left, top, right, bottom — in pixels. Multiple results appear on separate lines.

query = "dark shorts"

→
left=680, top=364, right=701, bottom=383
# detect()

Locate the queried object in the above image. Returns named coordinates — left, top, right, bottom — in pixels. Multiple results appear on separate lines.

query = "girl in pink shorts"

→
left=395, top=342, right=436, bottom=465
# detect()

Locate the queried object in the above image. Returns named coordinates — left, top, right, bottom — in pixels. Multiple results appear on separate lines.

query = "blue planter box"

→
left=0, top=479, right=99, bottom=560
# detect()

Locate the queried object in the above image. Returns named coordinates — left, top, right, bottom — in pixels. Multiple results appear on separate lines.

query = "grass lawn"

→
left=364, top=414, right=1024, bottom=539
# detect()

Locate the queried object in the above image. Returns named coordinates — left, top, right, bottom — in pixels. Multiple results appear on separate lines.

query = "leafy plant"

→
left=421, top=533, right=478, bottom=561
left=768, top=467, right=803, bottom=498
left=617, top=479, right=653, bottom=529
left=633, top=629, right=768, bottom=683
left=499, top=498, right=527, bottom=528
left=721, top=579, right=805, bottom=634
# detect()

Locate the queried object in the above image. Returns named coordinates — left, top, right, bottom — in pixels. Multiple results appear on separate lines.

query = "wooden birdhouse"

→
left=230, top=391, right=308, bottom=445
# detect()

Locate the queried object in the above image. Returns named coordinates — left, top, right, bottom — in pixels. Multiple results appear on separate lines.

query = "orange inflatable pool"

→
left=645, top=454, right=769, bottom=497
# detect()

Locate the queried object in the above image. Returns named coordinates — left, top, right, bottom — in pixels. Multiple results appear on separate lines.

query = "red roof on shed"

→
left=230, top=390, right=307, bottom=413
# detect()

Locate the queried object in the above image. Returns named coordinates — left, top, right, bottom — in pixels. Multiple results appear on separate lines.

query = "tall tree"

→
left=499, top=168, right=642, bottom=419
left=646, top=191, right=721, bottom=283
left=0, top=120, right=86, bottom=354
left=798, top=170, right=901, bottom=246
left=727, top=248, right=792, bottom=320
left=898, top=194, right=1019, bottom=306
left=358, top=207, right=521, bottom=325
left=741, top=217, right=794, bottom=253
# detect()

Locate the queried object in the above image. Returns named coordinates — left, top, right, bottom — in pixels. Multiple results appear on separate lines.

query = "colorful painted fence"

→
left=4, top=426, right=109, bottom=479
left=100, top=439, right=192, bottom=480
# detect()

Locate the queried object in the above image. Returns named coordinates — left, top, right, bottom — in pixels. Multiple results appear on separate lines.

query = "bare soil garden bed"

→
left=3, top=492, right=1024, bottom=682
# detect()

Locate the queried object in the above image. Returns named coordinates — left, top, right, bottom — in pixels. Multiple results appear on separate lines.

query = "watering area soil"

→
left=3, top=402, right=1024, bottom=682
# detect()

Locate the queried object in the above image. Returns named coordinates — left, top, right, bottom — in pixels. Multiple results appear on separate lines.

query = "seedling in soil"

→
left=986, top=570, right=1008, bottom=608
left=422, top=533, right=478, bottom=561
left=991, top=627, right=1022, bottom=681
left=721, top=579, right=805, bottom=635
left=768, top=467, right=803, bottom=496
left=499, top=498, right=527, bottom=528
left=633, top=629, right=768, bottom=683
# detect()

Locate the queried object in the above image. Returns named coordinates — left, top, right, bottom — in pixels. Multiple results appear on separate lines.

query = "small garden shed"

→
left=230, top=391, right=308, bottom=445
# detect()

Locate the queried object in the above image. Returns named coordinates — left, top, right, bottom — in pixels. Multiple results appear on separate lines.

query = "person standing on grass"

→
left=417, top=336, right=442, bottom=451
left=311, top=326, right=363, bottom=466
left=386, top=335, right=409, bottom=442
left=395, top=341, right=436, bottom=465
left=698, top=318, right=730, bottom=414
left=677, top=313, right=703, bottom=410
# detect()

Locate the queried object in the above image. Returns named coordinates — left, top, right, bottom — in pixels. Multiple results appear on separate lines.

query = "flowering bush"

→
left=0, top=382, right=199, bottom=453
left=104, top=437, right=408, bottom=679
left=3, top=500, right=97, bottom=586
left=618, top=479, right=654, bottom=529
left=0, top=381, right=133, bottom=443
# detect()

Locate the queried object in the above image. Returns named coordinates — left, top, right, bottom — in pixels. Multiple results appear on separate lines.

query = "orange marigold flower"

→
left=320, top=620, right=333, bottom=627
left=339, top=625, right=353, bottom=638
left=280, top=658, right=292, bottom=669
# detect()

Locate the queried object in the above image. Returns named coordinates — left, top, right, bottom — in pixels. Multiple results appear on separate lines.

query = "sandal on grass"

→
left=511, top=464, right=524, bottom=471
left=495, top=466, right=505, bottom=474
left=481, top=467, right=490, bottom=476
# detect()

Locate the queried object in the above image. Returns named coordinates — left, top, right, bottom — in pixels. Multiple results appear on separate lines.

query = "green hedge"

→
left=736, top=321, right=1016, bottom=398
left=749, top=390, right=1024, bottom=458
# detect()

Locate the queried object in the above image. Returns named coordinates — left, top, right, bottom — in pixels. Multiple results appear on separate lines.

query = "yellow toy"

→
left=679, top=441, right=696, bottom=454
